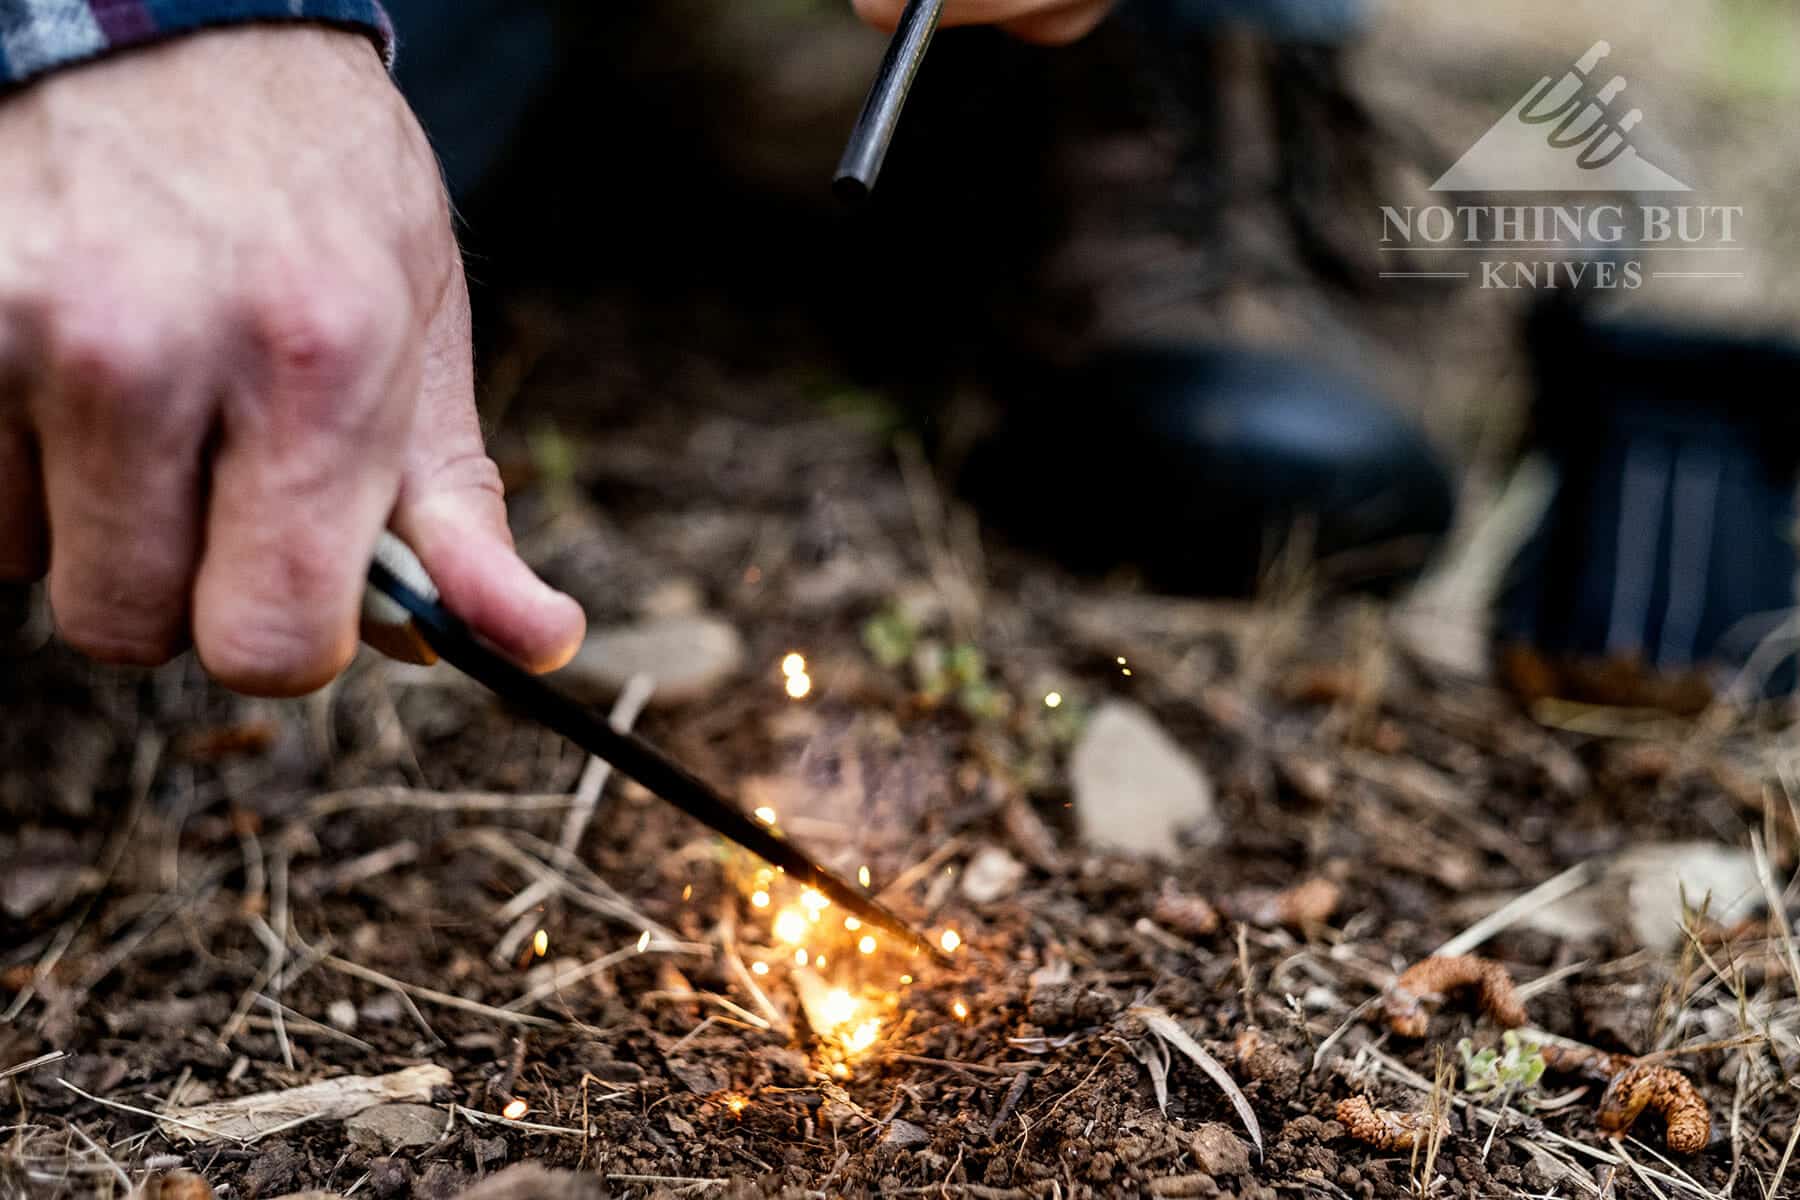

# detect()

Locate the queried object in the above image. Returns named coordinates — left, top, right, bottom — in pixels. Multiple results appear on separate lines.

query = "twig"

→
left=1434, top=862, right=1593, bottom=959
left=1130, top=1006, right=1262, bottom=1157
left=322, top=954, right=558, bottom=1029
left=501, top=935, right=705, bottom=1013
left=0, top=1051, right=66, bottom=1082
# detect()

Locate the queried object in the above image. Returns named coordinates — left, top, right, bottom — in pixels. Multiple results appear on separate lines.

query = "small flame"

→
left=844, top=1018, right=882, bottom=1053
left=821, top=988, right=858, bottom=1026
left=754, top=806, right=778, bottom=825
left=636, top=930, right=651, bottom=952
left=773, top=910, right=809, bottom=945
left=952, top=1000, right=969, bottom=1020
left=726, top=1094, right=748, bottom=1115
left=751, top=890, right=771, bottom=909
left=858, top=935, right=878, bottom=955
left=502, top=1099, right=528, bottom=1121
left=858, top=865, right=871, bottom=888
left=940, top=929, right=962, bottom=954
left=532, top=929, right=548, bottom=957
left=785, top=673, right=813, bottom=700
left=751, top=960, right=770, bottom=976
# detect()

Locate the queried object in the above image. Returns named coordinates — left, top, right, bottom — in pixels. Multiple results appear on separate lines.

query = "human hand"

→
left=0, top=26, right=584, bottom=696
left=852, top=0, right=1116, bottom=44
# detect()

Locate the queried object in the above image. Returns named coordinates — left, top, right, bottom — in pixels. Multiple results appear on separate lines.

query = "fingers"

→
left=391, top=268, right=584, bottom=674
left=853, top=0, right=1113, bottom=43
left=191, top=266, right=415, bottom=696
left=0, top=421, right=46, bottom=582
left=26, top=283, right=211, bottom=664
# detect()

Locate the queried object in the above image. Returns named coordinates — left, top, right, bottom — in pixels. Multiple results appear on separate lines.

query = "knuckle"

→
left=199, top=617, right=354, bottom=696
left=246, top=269, right=399, bottom=391
left=43, top=294, right=168, bottom=400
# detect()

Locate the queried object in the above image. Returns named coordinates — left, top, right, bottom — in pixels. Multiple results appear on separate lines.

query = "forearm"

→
left=0, top=0, right=391, bottom=88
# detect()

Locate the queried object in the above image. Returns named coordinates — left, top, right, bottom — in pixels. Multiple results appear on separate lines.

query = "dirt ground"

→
left=5, top=3, right=1800, bottom=1198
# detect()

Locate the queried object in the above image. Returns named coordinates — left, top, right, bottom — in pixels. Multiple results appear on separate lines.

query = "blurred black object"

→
left=1496, top=307, right=1800, bottom=712
left=961, top=343, right=1456, bottom=595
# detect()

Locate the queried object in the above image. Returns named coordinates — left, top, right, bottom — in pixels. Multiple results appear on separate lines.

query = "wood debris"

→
left=1383, top=955, right=1527, bottom=1037
left=158, top=1064, right=450, bottom=1143
left=1335, top=1095, right=1449, bottom=1152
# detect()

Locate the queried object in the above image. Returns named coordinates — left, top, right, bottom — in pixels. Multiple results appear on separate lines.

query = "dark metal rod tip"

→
left=834, top=0, right=945, bottom=203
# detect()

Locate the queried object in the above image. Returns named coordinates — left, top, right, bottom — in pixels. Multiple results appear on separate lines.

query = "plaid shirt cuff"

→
left=0, top=1, right=394, bottom=89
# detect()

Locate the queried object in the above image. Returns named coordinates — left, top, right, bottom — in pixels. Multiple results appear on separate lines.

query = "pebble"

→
left=881, top=1119, right=931, bottom=1149
left=555, top=614, right=745, bottom=706
left=960, top=845, right=1026, bottom=904
left=1189, top=1123, right=1252, bottom=1177
left=1070, top=701, right=1220, bottom=856
left=450, top=1165, right=608, bottom=1200
left=345, top=1103, right=445, bottom=1153
left=1517, top=841, right=1764, bottom=951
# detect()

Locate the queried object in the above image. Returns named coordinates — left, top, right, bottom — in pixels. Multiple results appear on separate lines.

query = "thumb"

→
left=390, top=266, right=585, bottom=672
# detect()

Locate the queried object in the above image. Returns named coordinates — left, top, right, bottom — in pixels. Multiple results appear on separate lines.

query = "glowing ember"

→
left=636, top=930, right=651, bottom=952
left=781, top=653, right=807, bottom=677
left=785, top=673, right=813, bottom=699
left=726, top=1094, right=748, bottom=1115
left=751, top=890, right=771, bottom=909
left=682, top=884, right=693, bottom=901
left=754, top=806, right=778, bottom=825
left=773, top=910, right=809, bottom=945
left=939, top=929, right=962, bottom=953
left=858, top=935, right=877, bottom=955
left=795, top=948, right=809, bottom=967
left=821, top=988, right=858, bottom=1027
left=953, top=1000, right=969, bottom=1020
left=502, top=1099, right=528, bottom=1121
left=532, top=929, right=548, bottom=957
left=900, top=974, right=913, bottom=985
left=844, top=1018, right=882, bottom=1053
left=751, top=960, right=770, bottom=976
left=843, top=916, right=862, bottom=931
left=858, top=865, right=871, bottom=888
left=800, top=888, right=829, bottom=914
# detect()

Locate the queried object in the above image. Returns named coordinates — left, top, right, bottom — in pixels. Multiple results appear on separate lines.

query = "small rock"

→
left=345, top=1103, right=444, bottom=1153
left=137, top=1172, right=215, bottom=1200
left=450, top=1166, right=607, bottom=1200
left=1519, top=841, right=1767, bottom=951
left=882, top=1119, right=931, bottom=1149
left=960, top=845, right=1025, bottom=904
left=665, top=1056, right=728, bottom=1096
left=326, top=999, right=358, bottom=1031
left=360, top=994, right=405, bottom=1025
left=665, top=1114, right=697, bottom=1137
left=1189, top=1123, right=1252, bottom=1177
left=1027, top=979, right=1119, bottom=1028
left=556, top=615, right=744, bottom=706
left=1070, top=701, right=1219, bottom=856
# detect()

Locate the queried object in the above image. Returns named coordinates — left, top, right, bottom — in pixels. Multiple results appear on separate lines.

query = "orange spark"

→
left=502, top=1099, right=528, bottom=1121
left=751, top=890, right=771, bottom=909
left=940, top=929, right=962, bottom=953
left=858, top=935, right=877, bottom=955
left=532, top=929, right=548, bottom=957
left=952, top=1000, right=969, bottom=1020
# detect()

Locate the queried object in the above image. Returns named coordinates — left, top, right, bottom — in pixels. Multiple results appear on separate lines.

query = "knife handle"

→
left=360, top=531, right=441, bottom=666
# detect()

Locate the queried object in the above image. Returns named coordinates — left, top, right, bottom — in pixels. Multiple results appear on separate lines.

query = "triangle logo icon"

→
left=1432, top=42, right=1690, bottom=192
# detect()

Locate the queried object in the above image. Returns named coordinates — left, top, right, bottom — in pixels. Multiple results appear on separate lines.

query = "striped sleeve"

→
left=0, top=0, right=393, bottom=88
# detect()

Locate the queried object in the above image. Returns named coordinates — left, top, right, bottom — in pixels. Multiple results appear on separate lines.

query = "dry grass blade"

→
left=154, top=1064, right=451, bottom=1144
left=1433, top=862, right=1593, bottom=958
left=1130, top=1005, right=1263, bottom=1158
left=0, top=1051, right=66, bottom=1081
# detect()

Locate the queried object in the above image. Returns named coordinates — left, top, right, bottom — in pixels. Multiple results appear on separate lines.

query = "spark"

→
left=843, top=916, right=862, bottom=932
left=751, top=890, right=771, bottom=909
left=1044, top=691, right=1063, bottom=708
left=502, top=1099, right=528, bottom=1121
left=815, top=954, right=827, bottom=967
left=858, top=935, right=877, bottom=955
left=785, top=673, right=813, bottom=700
left=952, top=1000, right=969, bottom=1020
left=532, top=929, right=548, bottom=957
left=681, top=884, right=693, bottom=901
left=781, top=653, right=807, bottom=677
left=858, top=865, right=871, bottom=888
left=636, top=930, right=651, bottom=953
left=900, top=974, right=913, bottom=985
left=844, top=1018, right=882, bottom=1053
left=773, top=910, right=809, bottom=945
left=754, top=806, right=778, bottom=825
left=800, top=888, right=830, bottom=915
left=1122, top=667, right=1133, bottom=677
left=821, top=988, right=858, bottom=1026
left=751, top=961, right=770, bottom=976
left=725, top=1095, right=748, bottom=1115
left=795, top=948, right=809, bottom=967
left=939, top=929, right=962, bottom=954
left=1116, top=656, right=1127, bottom=665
